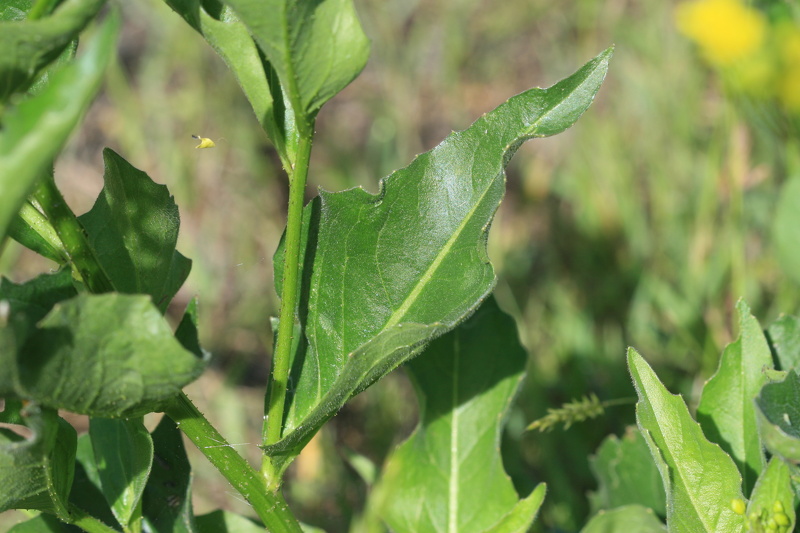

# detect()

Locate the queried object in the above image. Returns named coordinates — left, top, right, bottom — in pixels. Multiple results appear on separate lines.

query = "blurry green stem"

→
left=165, top=393, right=303, bottom=533
left=27, top=0, right=58, bottom=20
left=262, top=132, right=314, bottom=482
left=33, top=172, right=114, bottom=293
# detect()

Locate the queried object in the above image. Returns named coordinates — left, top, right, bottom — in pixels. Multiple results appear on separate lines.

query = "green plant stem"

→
left=165, top=393, right=303, bottom=533
left=27, top=0, right=58, bottom=20
left=33, top=172, right=114, bottom=293
left=68, top=504, right=119, bottom=533
left=262, top=133, right=313, bottom=476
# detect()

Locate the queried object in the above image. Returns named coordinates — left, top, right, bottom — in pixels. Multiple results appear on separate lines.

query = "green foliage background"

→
left=2, top=0, right=799, bottom=531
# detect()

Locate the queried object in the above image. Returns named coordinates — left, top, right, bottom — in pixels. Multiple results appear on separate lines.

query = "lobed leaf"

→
left=79, top=148, right=192, bottom=313
left=627, top=348, right=746, bottom=533
left=696, top=300, right=770, bottom=495
left=0, top=404, right=76, bottom=520
left=373, top=299, right=540, bottom=533
left=11, top=293, right=206, bottom=417
left=755, top=370, right=800, bottom=462
left=0, top=12, right=117, bottom=244
left=265, top=48, right=612, bottom=464
left=89, top=418, right=153, bottom=529
left=588, top=426, right=666, bottom=516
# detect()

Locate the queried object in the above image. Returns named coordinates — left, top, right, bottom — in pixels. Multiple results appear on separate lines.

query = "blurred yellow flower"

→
left=676, top=0, right=766, bottom=66
left=778, top=68, right=800, bottom=112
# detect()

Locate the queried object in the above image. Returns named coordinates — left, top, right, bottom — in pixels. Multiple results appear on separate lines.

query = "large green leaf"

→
left=581, top=505, right=667, bottom=533
left=0, top=0, right=105, bottom=100
left=142, top=416, right=197, bottom=533
left=223, top=0, right=370, bottom=127
left=79, top=148, right=191, bottom=312
left=0, top=11, right=116, bottom=243
left=0, top=403, right=76, bottom=520
left=627, top=348, right=746, bottom=533
left=696, top=300, right=770, bottom=495
left=0, top=269, right=77, bottom=394
left=755, top=370, right=800, bottom=462
left=12, top=293, right=206, bottom=417
left=265, top=48, right=612, bottom=462
left=588, top=427, right=666, bottom=516
left=373, top=298, right=541, bottom=533
left=161, top=0, right=297, bottom=168
left=89, top=418, right=153, bottom=529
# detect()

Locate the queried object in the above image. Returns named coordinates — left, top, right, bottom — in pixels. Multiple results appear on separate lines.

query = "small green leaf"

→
left=373, top=299, right=538, bottom=533
left=15, top=293, right=206, bottom=417
left=142, top=416, right=197, bottom=533
left=195, top=510, right=262, bottom=533
left=773, top=176, right=800, bottom=287
left=627, top=348, right=746, bottom=533
left=0, top=0, right=106, bottom=100
left=73, top=434, right=120, bottom=530
left=581, top=505, right=667, bottom=533
left=266, top=48, right=613, bottom=462
left=7, top=514, right=69, bottom=532
left=0, top=404, right=76, bottom=520
left=0, top=11, right=117, bottom=242
left=767, top=314, right=800, bottom=371
left=161, top=0, right=297, bottom=167
left=89, top=418, right=153, bottom=529
left=8, top=202, right=69, bottom=264
left=0, top=1, right=34, bottom=22
left=223, top=0, right=370, bottom=128
left=696, top=300, right=770, bottom=495
left=78, top=148, right=191, bottom=312
left=755, top=370, right=800, bottom=462
left=746, top=457, right=795, bottom=531
left=588, top=427, right=666, bottom=516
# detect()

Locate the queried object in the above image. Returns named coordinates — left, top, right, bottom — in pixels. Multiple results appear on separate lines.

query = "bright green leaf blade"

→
left=162, top=0, right=296, bottom=166
left=581, top=505, right=667, bottom=533
left=478, top=483, right=546, bottom=533
left=627, top=348, right=746, bottom=533
left=0, top=0, right=106, bottom=100
left=73, top=434, right=120, bottom=530
left=767, top=314, right=800, bottom=371
left=267, top=48, right=612, bottom=459
left=746, top=456, right=795, bottom=530
left=372, top=298, right=535, bottom=533
left=223, top=0, right=370, bottom=124
left=696, top=300, right=770, bottom=495
left=89, top=418, right=153, bottom=528
left=0, top=269, right=76, bottom=394
left=8, top=202, right=68, bottom=264
left=142, top=416, right=197, bottom=533
left=755, top=370, right=800, bottom=462
left=0, top=11, right=117, bottom=242
left=0, top=404, right=76, bottom=520
left=588, top=427, right=666, bottom=516
left=17, top=293, right=206, bottom=417
left=78, top=148, right=191, bottom=312
left=773, top=176, right=800, bottom=286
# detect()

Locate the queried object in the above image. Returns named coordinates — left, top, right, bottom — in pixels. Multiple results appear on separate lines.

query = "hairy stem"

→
left=165, top=393, right=303, bottom=533
left=33, top=172, right=114, bottom=293
left=262, top=131, right=313, bottom=486
left=68, top=504, right=119, bottom=533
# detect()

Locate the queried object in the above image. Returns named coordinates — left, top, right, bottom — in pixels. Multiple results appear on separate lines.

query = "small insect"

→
left=191, top=134, right=216, bottom=149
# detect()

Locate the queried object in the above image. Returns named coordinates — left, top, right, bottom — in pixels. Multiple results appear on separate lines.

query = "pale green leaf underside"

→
left=265, top=48, right=612, bottom=460
left=747, top=457, right=795, bottom=530
left=373, top=299, right=533, bottom=533
left=628, top=348, right=746, bottom=533
left=696, top=300, right=770, bottom=495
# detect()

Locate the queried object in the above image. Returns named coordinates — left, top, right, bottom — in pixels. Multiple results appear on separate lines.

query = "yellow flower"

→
left=676, top=0, right=767, bottom=66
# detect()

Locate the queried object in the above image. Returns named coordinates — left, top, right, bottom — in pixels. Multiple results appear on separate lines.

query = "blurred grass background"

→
left=2, top=0, right=800, bottom=531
